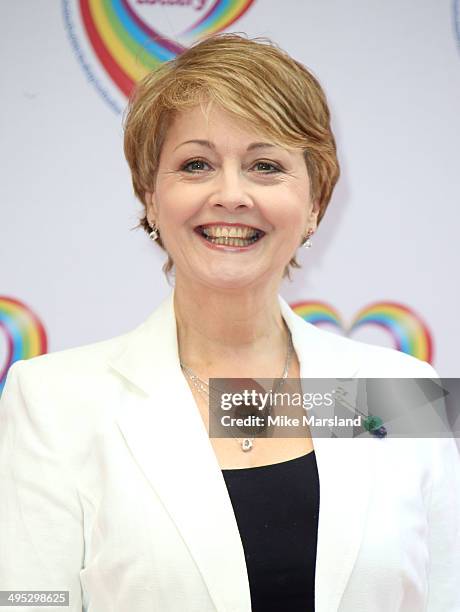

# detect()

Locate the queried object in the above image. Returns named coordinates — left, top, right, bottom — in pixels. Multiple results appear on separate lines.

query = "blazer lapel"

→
left=109, top=290, right=375, bottom=612
left=109, top=291, right=252, bottom=612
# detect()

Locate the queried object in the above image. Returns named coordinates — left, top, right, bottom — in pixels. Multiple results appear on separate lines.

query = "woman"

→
left=0, top=33, right=458, bottom=612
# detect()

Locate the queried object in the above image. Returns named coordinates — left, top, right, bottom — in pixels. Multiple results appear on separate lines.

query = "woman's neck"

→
left=173, top=275, right=290, bottom=378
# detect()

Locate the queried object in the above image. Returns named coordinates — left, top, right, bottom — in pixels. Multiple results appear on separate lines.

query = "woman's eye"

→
left=180, top=159, right=210, bottom=173
left=253, top=161, right=282, bottom=174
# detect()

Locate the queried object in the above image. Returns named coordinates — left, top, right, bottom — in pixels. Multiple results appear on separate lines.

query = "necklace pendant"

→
left=241, top=438, right=253, bottom=452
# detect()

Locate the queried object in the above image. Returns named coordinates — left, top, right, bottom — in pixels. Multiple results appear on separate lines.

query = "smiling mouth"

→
left=195, top=225, right=265, bottom=247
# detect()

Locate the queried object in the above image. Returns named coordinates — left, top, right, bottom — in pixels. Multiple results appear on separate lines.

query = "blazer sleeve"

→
left=426, top=435, right=460, bottom=611
left=0, top=360, right=84, bottom=611
left=419, top=361, right=460, bottom=611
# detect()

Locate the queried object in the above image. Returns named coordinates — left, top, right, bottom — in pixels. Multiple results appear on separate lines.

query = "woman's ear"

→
left=309, top=199, right=320, bottom=230
left=145, top=191, right=158, bottom=224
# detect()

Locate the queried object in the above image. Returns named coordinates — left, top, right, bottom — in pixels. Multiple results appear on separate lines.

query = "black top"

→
left=222, top=451, right=320, bottom=612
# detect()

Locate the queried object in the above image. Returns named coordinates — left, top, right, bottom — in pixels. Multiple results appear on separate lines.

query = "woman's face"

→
left=145, top=103, right=318, bottom=290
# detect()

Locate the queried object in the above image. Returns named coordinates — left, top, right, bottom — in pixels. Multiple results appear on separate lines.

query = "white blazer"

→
left=1, top=290, right=459, bottom=612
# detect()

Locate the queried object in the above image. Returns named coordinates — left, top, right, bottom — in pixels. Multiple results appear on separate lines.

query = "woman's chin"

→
left=188, top=264, right=265, bottom=291
left=203, top=274, right=258, bottom=291
left=175, top=252, right=282, bottom=291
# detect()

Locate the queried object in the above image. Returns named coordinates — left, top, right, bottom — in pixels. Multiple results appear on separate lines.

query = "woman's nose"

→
left=208, top=164, right=254, bottom=211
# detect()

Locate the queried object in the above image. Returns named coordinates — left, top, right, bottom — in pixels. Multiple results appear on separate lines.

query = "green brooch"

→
left=363, top=415, right=387, bottom=438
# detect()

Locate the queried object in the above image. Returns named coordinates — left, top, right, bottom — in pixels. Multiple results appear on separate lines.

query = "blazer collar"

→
left=109, top=290, right=375, bottom=612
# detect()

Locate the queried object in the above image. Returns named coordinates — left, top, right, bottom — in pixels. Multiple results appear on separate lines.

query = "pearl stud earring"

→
left=302, top=229, right=314, bottom=249
left=148, top=223, right=159, bottom=241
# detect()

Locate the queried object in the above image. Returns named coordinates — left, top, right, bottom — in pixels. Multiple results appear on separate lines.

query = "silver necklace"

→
left=180, top=330, right=293, bottom=452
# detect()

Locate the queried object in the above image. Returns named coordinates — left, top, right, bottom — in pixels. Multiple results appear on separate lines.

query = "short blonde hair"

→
left=123, top=32, right=340, bottom=280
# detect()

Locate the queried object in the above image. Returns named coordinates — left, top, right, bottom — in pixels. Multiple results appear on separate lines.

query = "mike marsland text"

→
left=220, top=414, right=363, bottom=428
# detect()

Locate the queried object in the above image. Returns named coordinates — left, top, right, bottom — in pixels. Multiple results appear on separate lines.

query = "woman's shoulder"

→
left=3, top=323, right=142, bottom=411
left=9, top=328, right=131, bottom=376
left=0, top=326, right=146, bottom=457
left=6, top=293, right=173, bottom=391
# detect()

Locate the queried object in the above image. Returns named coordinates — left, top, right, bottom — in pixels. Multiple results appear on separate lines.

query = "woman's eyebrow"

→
left=173, top=139, right=279, bottom=152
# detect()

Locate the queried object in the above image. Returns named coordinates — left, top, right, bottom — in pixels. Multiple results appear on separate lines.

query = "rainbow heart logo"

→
left=62, top=0, right=256, bottom=112
left=0, top=297, right=47, bottom=394
left=290, top=300, right=433, bottom=363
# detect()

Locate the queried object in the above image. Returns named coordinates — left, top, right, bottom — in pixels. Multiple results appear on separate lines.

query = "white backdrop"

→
left=1, top=0, right=459, bottom=392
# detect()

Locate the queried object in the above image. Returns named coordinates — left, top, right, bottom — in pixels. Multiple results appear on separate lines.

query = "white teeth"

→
left=201, top=225, right=259, bottom=239
left=201, top=234, right=262, bottom=247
